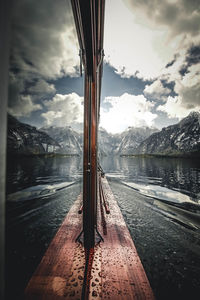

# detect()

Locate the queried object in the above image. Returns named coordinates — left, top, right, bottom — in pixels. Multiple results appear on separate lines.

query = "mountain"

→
left=98, top=127, right=122, bottom=155
left=7, top=114, right=60, bottom=156
left=135, top=112, right=200, bottom=156
left=40, top=126, right=82, bottom=155
left=115, top=126, right=158, bottom=155
left=8, top=111, right=199, bottom=158
left=98, top=126, right=158, bottom=156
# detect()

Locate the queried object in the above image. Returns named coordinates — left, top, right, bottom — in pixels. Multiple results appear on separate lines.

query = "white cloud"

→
left=114, top=0, right=200, bottom=118
left=160, top=61, right=200, bottom=118
left=104, top=0, right=171, bottom=80
left=157, top=64, right=200, bottom=118
left=144, top=80, right=171, bottom=100
left=104, top=0, right=193, bottom=80
left=8, top=95, right=42, bottom=117
left=104, top=0, right=200, bottom=81
left=42, top=93, right=83, bottom=126
left=157, top=96, right=198, bottom=119
left=100, top=93, right=157, bottom=133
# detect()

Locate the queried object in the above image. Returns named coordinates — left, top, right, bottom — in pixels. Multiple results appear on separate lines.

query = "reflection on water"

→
left=101, top=156, right=200, bottom=203
left=101, top=156, right=200, bottom=300
left=5, top=155, right=200, bottom=299
left=6, top=156, right=83, bottom=300
left=6, top=155, right=83, bottom=195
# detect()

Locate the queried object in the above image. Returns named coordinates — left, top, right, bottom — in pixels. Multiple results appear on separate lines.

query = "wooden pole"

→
left=71, top=0, right=105, bottom=249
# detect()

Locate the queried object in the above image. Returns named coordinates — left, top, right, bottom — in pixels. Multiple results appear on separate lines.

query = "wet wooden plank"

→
left=25, top=178, right=154, bottom=299
left=24, top=194, right=84, bottom=300
left=99, top=177, right=155, bottom=300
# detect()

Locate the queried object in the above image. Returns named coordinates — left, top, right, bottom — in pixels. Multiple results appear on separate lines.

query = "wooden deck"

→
left=25, top=177, right=155, bottom=299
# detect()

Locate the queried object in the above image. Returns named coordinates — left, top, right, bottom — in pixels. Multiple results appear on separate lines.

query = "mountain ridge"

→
left=133, top=112, right=200, bottom=157
left=7, top=114, right=60, bottom=156
left=40, top=125, right=82, bottom=155
left=7, top=112, right=200, bottom=157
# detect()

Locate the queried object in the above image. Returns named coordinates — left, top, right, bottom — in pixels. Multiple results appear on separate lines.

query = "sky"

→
left=8, top=0, right=200, bottom=134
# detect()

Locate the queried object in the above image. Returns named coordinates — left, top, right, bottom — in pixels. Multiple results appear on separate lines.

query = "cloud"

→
left=8, top=73, right=56, bottom=117
left=41, top=93, right=83, bottom=126
left=123, top=0, right=200, bottom=38
left=28, top=79, right=56, bottom=95
left=8, top=95, right=42, bottom=117
left=8, top=0, right=80, bottom=118
left=161, top=61, right=200, bottom=113
left=157, top=65, right=200, bottom=119
left=157, top=63, right=200, bottom=119
left=186, top=45, right=200, bottom=66
left=104, top=0, right=173, bottom=80
left=8, top=71, right=42, bottom=117
left=144, top=80, right=171, bottom=100
left=157, top=96, right=198, bottom=119
left=104, top=0, right=200, bottom=81
left=174, top=63, right=200, bottom=109
left=100, top=93, right=157, bottom=133
left=11, top=0, right=79, bottom=80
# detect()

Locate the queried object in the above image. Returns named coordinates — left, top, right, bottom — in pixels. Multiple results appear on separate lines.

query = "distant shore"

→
left=120, top=152, right=200, bottom=159
left=7, top=152, right=80, bottom=158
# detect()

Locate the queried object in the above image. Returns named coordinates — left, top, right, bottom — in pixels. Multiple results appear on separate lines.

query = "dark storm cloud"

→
left=10, top=0, right=78, bottom=78
left=8, top=0, right=79, bottom=117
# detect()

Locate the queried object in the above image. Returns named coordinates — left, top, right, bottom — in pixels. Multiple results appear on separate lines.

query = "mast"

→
left=71, top=0, right=105, bottom=249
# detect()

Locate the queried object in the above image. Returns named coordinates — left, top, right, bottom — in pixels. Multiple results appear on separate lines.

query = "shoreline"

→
left=7, top=152, right=80, bottom=159
left=120, top=152, right=200, bottom=159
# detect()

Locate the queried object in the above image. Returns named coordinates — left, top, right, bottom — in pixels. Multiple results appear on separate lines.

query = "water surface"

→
left=6, top=155, right=200, bottom=299
left=6, top=155, right=83, bottom=300
left=101, top=155, right=200, bottom=203
left=101, top=155, right=200, bottom=300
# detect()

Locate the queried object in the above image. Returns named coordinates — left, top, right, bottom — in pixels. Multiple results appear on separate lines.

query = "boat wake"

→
left=121, top=181, right=195, bottom=204
left=121, top=181, right=200, bottom=231
left=7, top=181, right=76, bottom=202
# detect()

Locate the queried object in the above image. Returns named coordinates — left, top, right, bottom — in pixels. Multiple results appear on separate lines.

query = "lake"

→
left=101, top=155, right=200, bottom=203
left=6, top=155, right=200, bottom=299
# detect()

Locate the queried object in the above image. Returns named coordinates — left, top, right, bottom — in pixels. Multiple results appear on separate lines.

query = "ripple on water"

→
left=7, top=181, right=76, bottom=202
left=121, top=181, right=194, bottom=204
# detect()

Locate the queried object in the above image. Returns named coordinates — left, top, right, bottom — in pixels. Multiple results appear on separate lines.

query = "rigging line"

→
left=96, top=49, right=104, bottom=73
left=79, top=48, right=84, bottom=76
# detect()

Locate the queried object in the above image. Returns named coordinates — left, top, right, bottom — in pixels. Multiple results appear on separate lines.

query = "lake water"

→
left=101, top=156, right=200, bottom=300
left=101, top=155, right=200, bottom=203
left=6, top=156, right=83, bottom=300
left=6, top=155, right=200, bottom=299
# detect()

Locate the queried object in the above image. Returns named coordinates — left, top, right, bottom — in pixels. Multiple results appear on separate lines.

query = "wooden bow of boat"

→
left=25, top=176, right=154, bottom=299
